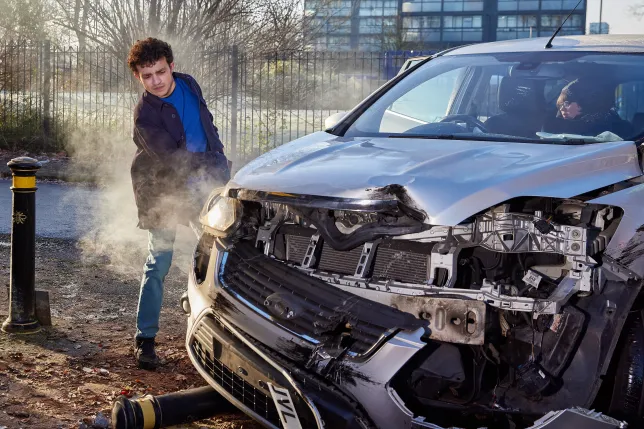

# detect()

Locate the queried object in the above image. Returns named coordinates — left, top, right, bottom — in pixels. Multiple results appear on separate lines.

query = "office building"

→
left=306, top=0, right=587, bottom=51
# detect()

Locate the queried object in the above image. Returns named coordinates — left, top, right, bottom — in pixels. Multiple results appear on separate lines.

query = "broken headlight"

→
left=199, top=189, right=242, bottom=237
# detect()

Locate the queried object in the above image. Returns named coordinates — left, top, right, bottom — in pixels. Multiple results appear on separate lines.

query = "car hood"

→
left=229, top=132, right=642, bottom=225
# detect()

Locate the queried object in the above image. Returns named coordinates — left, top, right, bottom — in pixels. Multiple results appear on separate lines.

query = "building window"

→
left=497, top=0, right=539, bottom=11
left=358, top=35, right=384, bottom=51
left=401, top=0, right=442, bottom=13
left=497, top=15, right=537, bottom=40
left=443, top=0, right=484, bottom=12
left=359, top=17, right=397, bottom=34
left=305, top=0, right=352, bottom=16
left=541, top=0, right=585, bottom=10
left=540, top=14, right=584, bottom=36
left=358, top=0, right=398, bottom=16
left=403, top=16, right=441, bottom=42
left=311, top=16, right=352, bottom=34
left=313, top=36, right=351, bottom=50
left=443, top=15, right=483, bottom=41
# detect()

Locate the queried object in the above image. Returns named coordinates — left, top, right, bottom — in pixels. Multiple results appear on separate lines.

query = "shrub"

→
left=0, top=98, right=68, bottom=152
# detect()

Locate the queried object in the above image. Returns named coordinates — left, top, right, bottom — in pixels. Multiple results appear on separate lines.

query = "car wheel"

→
left=608, top=308, right=644, bottom=426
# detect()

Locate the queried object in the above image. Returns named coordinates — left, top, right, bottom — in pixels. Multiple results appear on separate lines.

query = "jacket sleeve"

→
left=134, top=118, right=230, bottom=182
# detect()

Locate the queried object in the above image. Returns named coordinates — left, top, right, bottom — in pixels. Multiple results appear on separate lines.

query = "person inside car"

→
left=543, top=79, right=633, bottom=138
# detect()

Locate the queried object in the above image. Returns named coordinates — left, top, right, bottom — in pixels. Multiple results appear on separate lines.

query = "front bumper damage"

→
left=185, top=238, right=630, bottom=429
left=186, top=240, right=434, bottom=429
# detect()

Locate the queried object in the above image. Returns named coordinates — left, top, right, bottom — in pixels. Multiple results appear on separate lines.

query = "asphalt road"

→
left=0, top=178, right=196, bottom=269
left=0, top=179, right=99, bottom=238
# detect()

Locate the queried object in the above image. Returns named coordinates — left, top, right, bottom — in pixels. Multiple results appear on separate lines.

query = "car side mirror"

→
left=324, top=112, right=347, bottom=129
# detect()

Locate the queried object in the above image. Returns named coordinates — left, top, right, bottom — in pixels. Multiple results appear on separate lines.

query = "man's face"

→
left=134, top=58, right=175, bottom=98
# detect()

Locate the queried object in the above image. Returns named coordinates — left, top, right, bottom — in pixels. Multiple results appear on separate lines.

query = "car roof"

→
left=445, top=35, right=644, bottom=56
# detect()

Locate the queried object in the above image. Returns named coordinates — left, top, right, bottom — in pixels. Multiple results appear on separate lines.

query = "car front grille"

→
left=219, top=241, right=425, bottom=355
left=191, top=321, right=282, bottom=427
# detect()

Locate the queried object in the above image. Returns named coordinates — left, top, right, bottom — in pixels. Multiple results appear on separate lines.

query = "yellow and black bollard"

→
left=111, top=385, right=226, bottom=428
left=2, top=157, right=41, bottom=334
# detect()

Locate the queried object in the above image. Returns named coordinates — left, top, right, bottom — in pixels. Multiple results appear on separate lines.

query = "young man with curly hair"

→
left=127, top=38, right=230, bottom=369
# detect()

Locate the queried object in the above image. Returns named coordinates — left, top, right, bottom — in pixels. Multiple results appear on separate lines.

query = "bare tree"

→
left=0, top=0, right=51, bottom=41
left=51, top=0, right=312, bottom=55
left=257, top=0, right=308, bottom=51
left=632, top=3, right=644, bottom=17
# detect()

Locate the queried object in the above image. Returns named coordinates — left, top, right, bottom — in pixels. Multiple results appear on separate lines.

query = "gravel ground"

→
left=0, top=234, right=261, bottom=429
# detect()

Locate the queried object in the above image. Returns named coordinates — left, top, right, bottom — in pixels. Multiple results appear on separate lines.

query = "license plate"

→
left=267, top=383, right=303, bottom=429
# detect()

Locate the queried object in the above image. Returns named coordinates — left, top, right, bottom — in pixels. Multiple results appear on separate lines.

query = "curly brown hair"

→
left=127, top=38, right=174, bottom=74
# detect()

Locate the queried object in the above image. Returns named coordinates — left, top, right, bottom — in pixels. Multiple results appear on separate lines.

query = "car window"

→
left=386, top=67, right=464, bottom=126
left=477, top=74, right=505, bottom=121
left=344, top=52, right=644, bottom=144
left=617, top=81, right=644, bottom=125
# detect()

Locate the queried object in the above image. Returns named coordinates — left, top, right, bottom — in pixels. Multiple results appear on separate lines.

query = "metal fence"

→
left=0, top=40, right=431, bottom=162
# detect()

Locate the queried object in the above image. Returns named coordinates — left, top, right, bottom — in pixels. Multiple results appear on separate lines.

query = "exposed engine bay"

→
left=201, top=190, right=641, bottom=427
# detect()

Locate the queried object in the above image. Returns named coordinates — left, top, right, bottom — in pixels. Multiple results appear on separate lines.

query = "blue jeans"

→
left=136, top=228, right=176, bottom=339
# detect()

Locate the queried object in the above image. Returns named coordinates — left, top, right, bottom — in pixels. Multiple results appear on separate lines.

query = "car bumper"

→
left=185, top=240, right=442, bottom=429
left=185, top=242, right=627, bottom=429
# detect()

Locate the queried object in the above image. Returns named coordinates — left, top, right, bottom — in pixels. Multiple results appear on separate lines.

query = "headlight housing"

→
left=199, top=189, right=242, bottom=237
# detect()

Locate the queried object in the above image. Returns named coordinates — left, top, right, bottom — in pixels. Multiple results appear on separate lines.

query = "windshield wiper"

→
left=542, top=138, right=593, bottom=145
left=388, top=134, right=535, bottom=143
left=389, top=134, right=459, bottom=140
left=388, top=133, right=615, bottom=145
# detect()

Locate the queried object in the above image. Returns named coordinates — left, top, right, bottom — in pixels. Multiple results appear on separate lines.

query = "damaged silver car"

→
left=184, top=35, right=644, bottom=428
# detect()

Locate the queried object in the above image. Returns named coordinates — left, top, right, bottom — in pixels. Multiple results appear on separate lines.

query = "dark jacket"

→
left=131, top=72, right=230, bottom=230
left=543, top=109, right=634, bottom=139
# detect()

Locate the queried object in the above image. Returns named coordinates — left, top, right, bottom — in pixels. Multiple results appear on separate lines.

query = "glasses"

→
left=558, top=101, right=573, bottom=110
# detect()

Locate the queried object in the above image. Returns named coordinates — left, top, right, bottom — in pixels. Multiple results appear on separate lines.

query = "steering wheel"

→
left=439, top=114, right=489, bottom=133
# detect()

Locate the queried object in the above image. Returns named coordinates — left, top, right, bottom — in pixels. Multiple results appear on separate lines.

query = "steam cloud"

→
left=62, top=128, right=198, bottom=278
left=63, top=128, right=147, bottom=276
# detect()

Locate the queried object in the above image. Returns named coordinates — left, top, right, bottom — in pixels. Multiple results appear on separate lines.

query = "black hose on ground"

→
left=111, top=385, right=226, bottom=429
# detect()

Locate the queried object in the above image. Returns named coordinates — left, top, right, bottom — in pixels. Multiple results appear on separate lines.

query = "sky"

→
left=587, top=0, right=643, bottom=33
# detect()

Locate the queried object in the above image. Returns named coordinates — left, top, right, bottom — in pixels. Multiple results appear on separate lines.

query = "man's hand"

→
left=201, top=151, right=231, bottom=183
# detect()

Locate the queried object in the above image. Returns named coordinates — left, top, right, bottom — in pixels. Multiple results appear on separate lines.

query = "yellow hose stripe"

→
left=138, top=397, right=156, bottom=429
left=13, top=176, right=36, bottom=189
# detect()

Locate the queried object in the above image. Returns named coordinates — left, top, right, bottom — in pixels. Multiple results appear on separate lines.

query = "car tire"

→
left=608, top=308, right=644, bottom=426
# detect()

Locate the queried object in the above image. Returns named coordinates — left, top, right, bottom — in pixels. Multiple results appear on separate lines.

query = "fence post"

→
left=41, top=40, right=51, bottom=139
left=230, top=45, right=239, bottom=161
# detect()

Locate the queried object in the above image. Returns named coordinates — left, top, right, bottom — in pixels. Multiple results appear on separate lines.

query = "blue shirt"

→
left=163, top=78, right=208, bottom=153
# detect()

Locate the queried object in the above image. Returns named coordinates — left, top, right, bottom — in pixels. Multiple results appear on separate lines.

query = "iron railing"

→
left=0, top=40, right=432, bottom=163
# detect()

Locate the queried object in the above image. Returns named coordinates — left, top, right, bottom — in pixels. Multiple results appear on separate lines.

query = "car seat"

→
left=484, top=77, right=546, bottom=139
